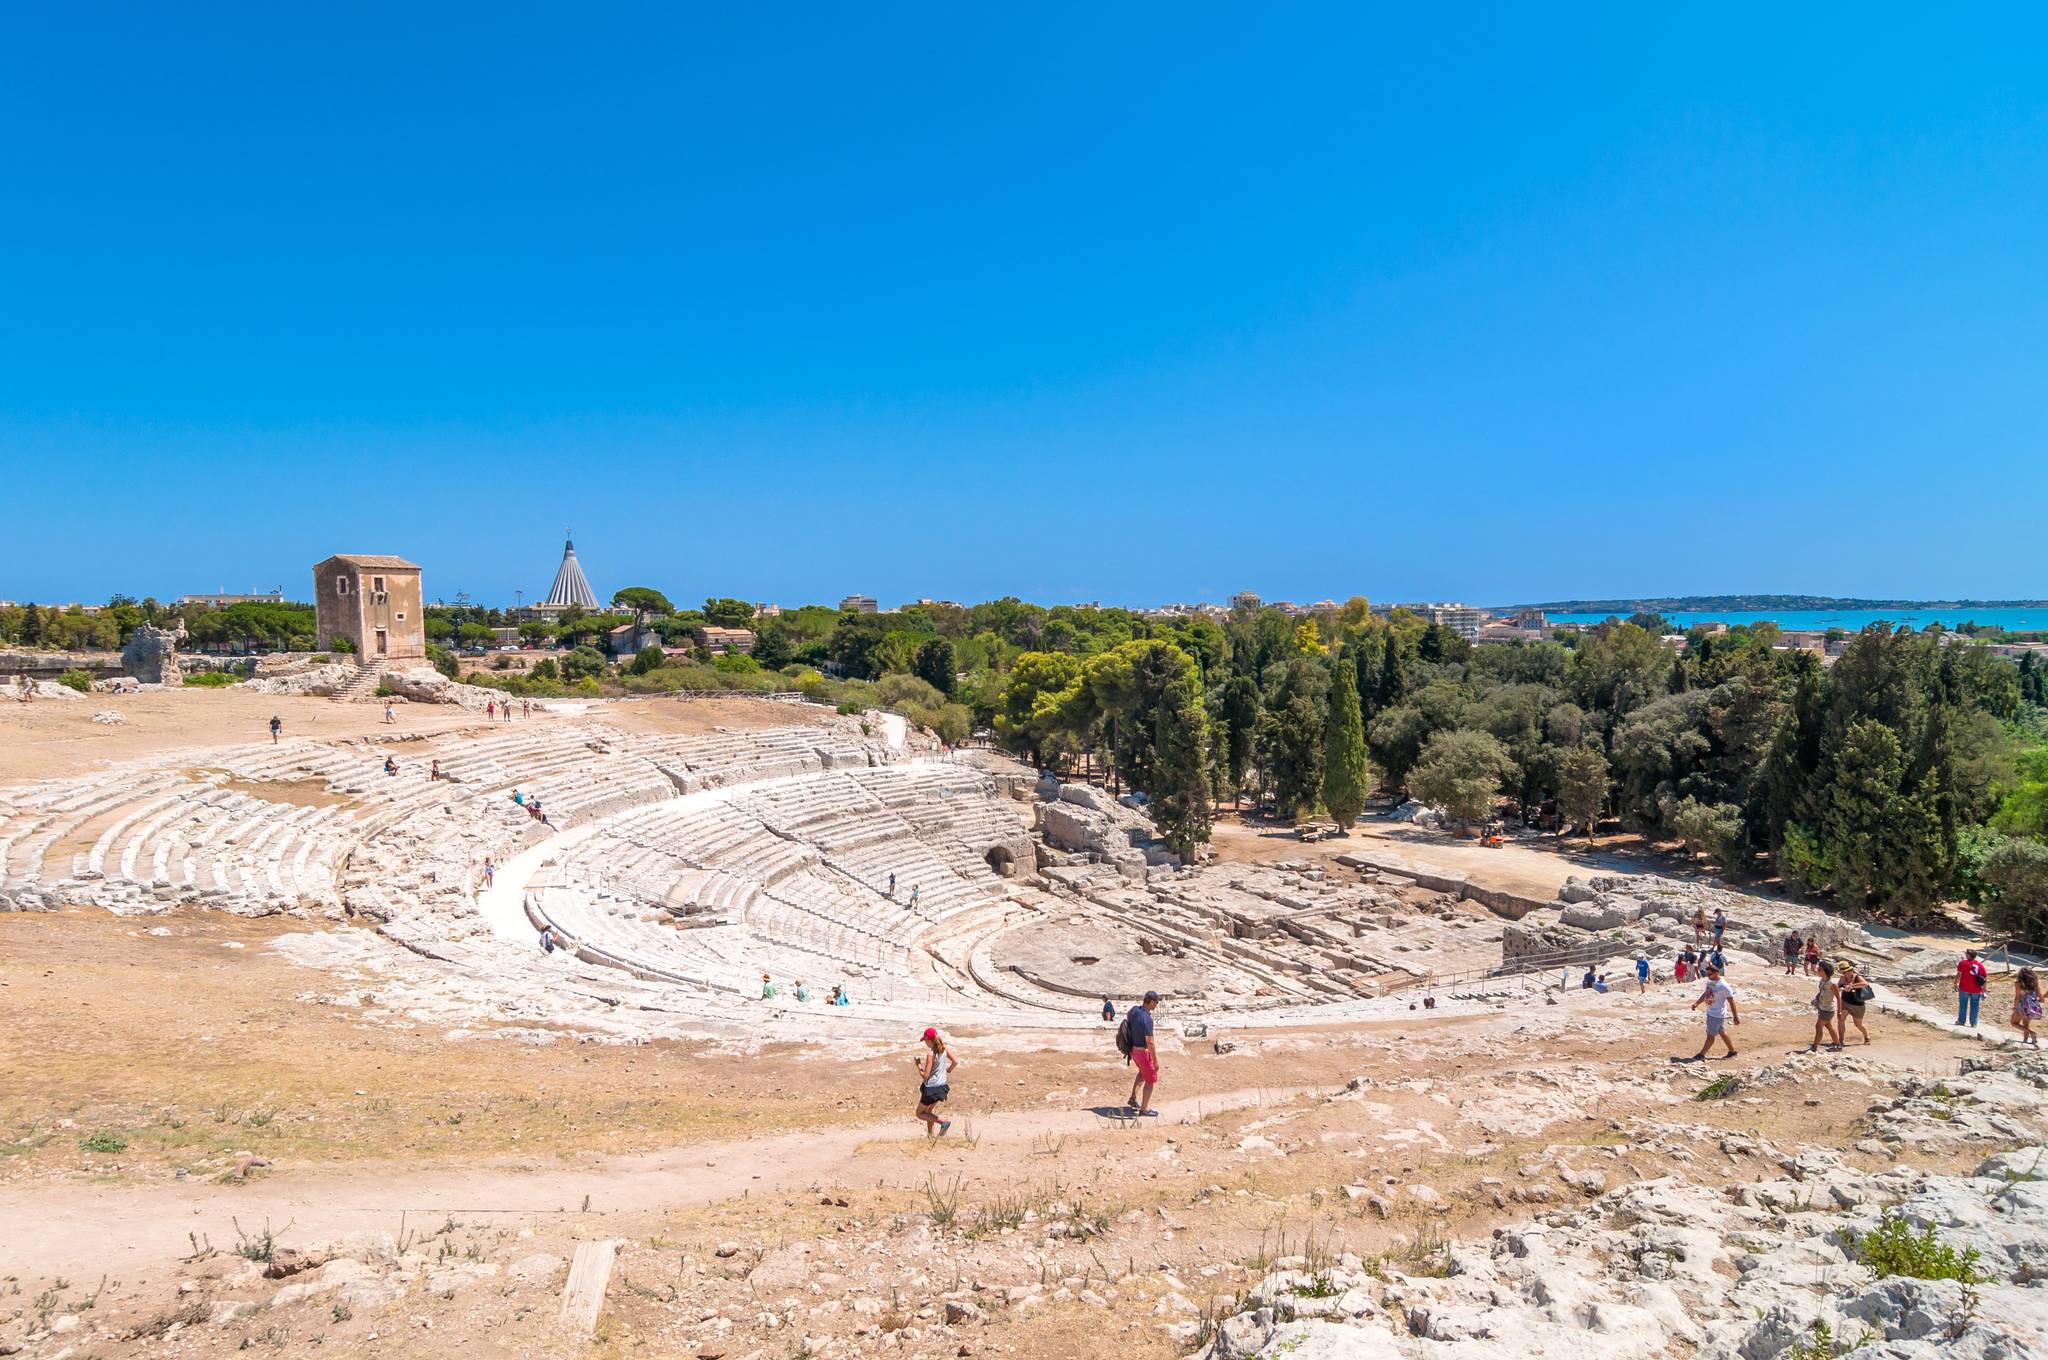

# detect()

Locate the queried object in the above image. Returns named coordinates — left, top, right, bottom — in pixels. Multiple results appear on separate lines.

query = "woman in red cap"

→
left=914, top=1026, right=958, bottom=1137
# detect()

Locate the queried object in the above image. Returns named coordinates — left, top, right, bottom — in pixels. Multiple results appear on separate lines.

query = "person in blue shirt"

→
left=1125, top=991, right=1160, bottom=1117
left=1635, top=955, right=1651, bottom=992
left=1101, top=997, right=1115, bottom=1023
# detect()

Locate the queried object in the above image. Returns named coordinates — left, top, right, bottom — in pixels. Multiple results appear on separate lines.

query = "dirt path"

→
left=0, top=1082, right=1313, bottom=1281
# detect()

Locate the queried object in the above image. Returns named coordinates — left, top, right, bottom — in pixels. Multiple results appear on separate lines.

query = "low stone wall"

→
left=1333, top=852, right=1549, bottom=920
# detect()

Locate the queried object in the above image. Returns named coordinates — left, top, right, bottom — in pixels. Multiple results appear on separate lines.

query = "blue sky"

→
left=4, top=5, right=2045, bottom=609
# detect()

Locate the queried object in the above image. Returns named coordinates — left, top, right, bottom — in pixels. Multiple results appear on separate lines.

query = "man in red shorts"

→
left=1125, top=990, right=1161, bottom=1117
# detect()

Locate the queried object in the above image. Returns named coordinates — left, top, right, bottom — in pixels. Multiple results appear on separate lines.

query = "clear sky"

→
left=4, top=5, right=2045, bottom=609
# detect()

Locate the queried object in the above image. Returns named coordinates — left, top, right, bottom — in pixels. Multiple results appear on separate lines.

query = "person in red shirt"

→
left=1956, top=950, right=1989, bottom=1028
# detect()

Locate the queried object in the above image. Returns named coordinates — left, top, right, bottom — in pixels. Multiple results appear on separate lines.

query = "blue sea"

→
left=1543, top=607, right=2048, bottom=634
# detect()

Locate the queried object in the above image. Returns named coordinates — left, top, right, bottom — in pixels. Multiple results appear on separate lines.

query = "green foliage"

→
left=611, top=587, right=674, bottom=618
left=56, top=669, right=93, bottom=693
left=183, top=671, right=236, bottom=688
left=559, top=646, right=606, bottom=682
left=629, top=644, right=668, bottom=676
left=531, top=657, right=559, bottom=682
left=1854, top=1212, right=1984, bottom=1283
left=1150, top=666, right=1213, bottom=857
left=1408, top=728, right=1516, bottom=825
left=78, top=1130, right=128, bottom=1153
left=702, top=597, right=754, bottom=628
left=331, top=634, right=357, bottom=654
left=1668, top=796, right=1746, bottom=870
left=1779, top=821, right=1832, bottom=895
left=913, top=637, right=958, bottom=696
left=1976, top=833, right=2048, bottom=939
left=1555, top=743, right=1609, bottom=834
left=1321, top=655, right=1369, bottom=827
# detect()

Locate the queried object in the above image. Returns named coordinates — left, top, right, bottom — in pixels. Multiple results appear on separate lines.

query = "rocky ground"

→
left=4, top=898, right=2041, bottom=1360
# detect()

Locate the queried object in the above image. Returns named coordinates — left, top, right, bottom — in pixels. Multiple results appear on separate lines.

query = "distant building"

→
left=696, top=626, right=757, bottom=656
left=1229, top=592, right=1262, bottom=612
left=176, top=590, right=284, bottom=608
left=604, top=622, right=665, bottom=658
left=838, top=595, right=879, bottom=614
left=1510, top=608, right=1549, bottom=630
left=512, top=536, right=602, bottom=621
left=753, top=602, right=782, bottom=618
left=1775, top=630, right=1827, bottom=654
left=313, top=554, right=425, bottom=663
left=1373, top=602, right=1485, bottom=639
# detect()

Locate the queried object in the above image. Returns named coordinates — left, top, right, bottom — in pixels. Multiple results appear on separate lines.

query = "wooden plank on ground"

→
left=558, top=1237, right=619, bottom=1334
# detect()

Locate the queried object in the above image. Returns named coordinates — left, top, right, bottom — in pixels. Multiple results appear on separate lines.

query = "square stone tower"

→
left=312, top=554, right=425, bottom=663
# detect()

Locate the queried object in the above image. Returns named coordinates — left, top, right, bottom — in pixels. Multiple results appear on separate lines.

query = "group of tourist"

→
left=483, top=698, right=531, bottom=722
left=1959, top=949, right=2042, bottom=1044
left=510, top=787, right=549, bottom=825
left=759, top=974, right=852, bottom=1007
left=884, top=873, right=922, bottom=911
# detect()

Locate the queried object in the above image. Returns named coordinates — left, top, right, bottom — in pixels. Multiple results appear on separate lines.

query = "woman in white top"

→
left=915, top=1027, right=958, bottom=1138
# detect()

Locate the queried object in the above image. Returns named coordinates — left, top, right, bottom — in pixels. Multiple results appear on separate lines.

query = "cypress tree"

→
left=1151, top=672, right=1213, bottom=858
left=1322, top=654, right=1369, bottom=830
left=1376, top=635, right=1404, bottom=711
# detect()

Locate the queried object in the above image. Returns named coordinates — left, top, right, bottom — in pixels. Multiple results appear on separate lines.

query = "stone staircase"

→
left=330, top=662, right=386, bottom=704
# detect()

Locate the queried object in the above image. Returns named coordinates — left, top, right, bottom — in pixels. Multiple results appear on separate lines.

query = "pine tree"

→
left=1322, top=655, right=1369, bottom=830
left=19, top=602, right=43, bottom=647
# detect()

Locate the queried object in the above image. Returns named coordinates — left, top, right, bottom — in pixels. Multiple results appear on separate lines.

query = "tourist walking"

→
left=1635, top=954, right=1650, bottom=992
left=523, top=699, right=532, bottom=718
left=1711, top=908, right=1727, bottom=946
left=914, top=1027, right=955, bottom=1137
left=1692, top=906, right=1708, bottom=947
left=269, top=715, right=282, bottom=744
left=482, top=856, right=496, bottom=889
left=1707, top=946, right=1726, bottom=976
left=430, top=758, right=441, bottom=781
left=538, top=924, right=556, bottom=954
left=1803, top=936, right=1820, bottom=975
left=1101, top=996, right=1116, bottom=1023
left=1684, top=965, right=1738, bottom=1061
left=1806, top=960, right=1840, bottom=1052
left=908, top=884, right=921, bottom=911
left=1957, top=949, right=1988, bottom=1028
left=1835, top=960, right=1872, bottom=1045
left=1120, top=990, right=1162, bottom=1116
left=487, top=699, right=495, bottom=720
left=887, top=872, right=897, bottom=898
left=1782, top=931, right=1802, bottom=975
left=2013, top=967, right=2042, bottom=1046
left=384, top=701, right=396, bottom=724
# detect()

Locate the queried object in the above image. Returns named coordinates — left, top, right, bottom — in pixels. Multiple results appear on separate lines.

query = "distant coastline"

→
left=1493, top=594, right=2048, bottom=614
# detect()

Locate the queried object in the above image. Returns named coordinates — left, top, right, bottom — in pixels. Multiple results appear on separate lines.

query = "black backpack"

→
left=1115, top=1010, right=1136, bottom=1062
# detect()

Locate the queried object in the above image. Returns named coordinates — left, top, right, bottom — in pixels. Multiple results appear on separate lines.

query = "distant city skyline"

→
left=5, top=8, right=2046, bottom=605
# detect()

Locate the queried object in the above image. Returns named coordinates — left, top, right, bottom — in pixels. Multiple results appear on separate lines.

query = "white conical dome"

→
left=544, top=535, right=599, bottom=609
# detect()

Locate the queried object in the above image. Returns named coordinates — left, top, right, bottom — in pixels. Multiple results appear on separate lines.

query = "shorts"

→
left=1842, top=1002, right=1865, bottom=1020
left=919, top=1083, right=948, bottom=1107
left=1814, top=1008, right=1835, bottom=1020
left=1132, top=1048, right=1159, bottom=1084
left=1705, top=1014, right=1727, bottom=1037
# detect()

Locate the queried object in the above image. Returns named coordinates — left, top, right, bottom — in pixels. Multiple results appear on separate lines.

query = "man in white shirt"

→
left=1685, top=965, right=1739, bottom=1061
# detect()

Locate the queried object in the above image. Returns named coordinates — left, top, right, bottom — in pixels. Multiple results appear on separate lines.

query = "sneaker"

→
left=938, top=1121, right=952, bottom=1137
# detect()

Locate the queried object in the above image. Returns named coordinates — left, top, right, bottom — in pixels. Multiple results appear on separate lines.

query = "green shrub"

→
left=427, top=644, right=459, bottom=680
left=1854, top=1211, right=1984, bottom=1283
left=183, top=671, right=236, bottom=688
left=57, top=669, right=93, bottom=693
left=330, top=635, right=357, bottom=654
left=78, top=1130, right=128, bottom=1153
